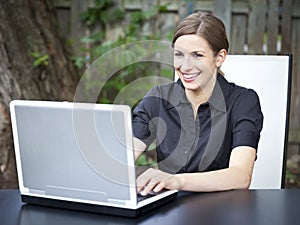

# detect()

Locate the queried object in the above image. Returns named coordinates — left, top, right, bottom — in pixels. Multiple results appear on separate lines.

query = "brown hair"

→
left=172, top=12, right=229, bottom=55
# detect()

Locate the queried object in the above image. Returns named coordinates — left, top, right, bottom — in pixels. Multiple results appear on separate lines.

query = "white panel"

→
left=221, top=55, right=290, bottom=189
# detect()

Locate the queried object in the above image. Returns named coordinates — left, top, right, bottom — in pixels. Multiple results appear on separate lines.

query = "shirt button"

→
left=184, top=150, right=188, bottom=154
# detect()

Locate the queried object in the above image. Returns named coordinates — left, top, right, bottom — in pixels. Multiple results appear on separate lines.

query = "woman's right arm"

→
left=133, top=137, right=147, bottom=160
left=132, top=85, right=161, bottom=161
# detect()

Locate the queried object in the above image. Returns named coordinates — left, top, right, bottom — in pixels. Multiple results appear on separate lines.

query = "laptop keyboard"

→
left=137, top=192, right=158, bottom=202
left=137, top=190, right=165, bottom=202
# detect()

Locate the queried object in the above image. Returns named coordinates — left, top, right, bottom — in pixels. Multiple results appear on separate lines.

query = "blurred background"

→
left=0, top=0, right=300, bottom=189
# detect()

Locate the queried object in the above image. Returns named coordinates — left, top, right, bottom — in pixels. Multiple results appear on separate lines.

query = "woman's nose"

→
left=181, top=57, right=193, bottom=71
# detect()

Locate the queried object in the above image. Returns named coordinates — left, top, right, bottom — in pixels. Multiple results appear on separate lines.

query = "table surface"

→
left=1, top=189, right=300, bottom=225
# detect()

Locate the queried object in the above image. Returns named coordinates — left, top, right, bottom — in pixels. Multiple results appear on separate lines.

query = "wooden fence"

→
left=53, top=0, right=300, bottom=157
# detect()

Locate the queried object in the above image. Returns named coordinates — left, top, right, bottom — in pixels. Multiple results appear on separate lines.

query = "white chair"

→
left=221, top=55, right=292, bottom=189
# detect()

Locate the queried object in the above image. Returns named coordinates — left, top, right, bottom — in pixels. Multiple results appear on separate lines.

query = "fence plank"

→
left=142, top=0, right=157, bottom=36
left=230, top=14, right=247, bottom=54
left=178, top=0, right=193, bottom=19
left=214, top=0, right=232, bottom=40
left=290, top=18, right=300, bottom=132
left=159, top=12, right=178, bottom=40
left=288, top=16, right=300, bottom=153
left=292, top=2, right=300, bottom=17
left=281, top=0, right=292, bottom=54
left=70, top=0, right=88, bottom=55
left=105, top=0, right=125, bottom=42
left=232, top=1, right=248, bottom=13
left=266, top=0, right=280, bottom=54
left=247, top=0, right=267, bottom=54
left=193, top=1, right=214, bottom=12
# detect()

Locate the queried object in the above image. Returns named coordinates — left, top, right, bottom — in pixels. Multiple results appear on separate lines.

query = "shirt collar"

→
left=169, top=73, right=229, bottom=112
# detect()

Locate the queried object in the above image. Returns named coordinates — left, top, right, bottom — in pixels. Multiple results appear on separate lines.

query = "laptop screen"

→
left=11, top=101, right=136, bottom=204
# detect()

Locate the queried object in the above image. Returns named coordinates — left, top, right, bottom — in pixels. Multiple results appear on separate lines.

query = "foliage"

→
left=80, top=0, right=125, bottom=25
left=136, top=143, right=158, bottom=167
left=73, top=0, right=174, bottom=103
left=136, top=153, right=156, bottom=167
left=73, top=0, right=174, bottom=166
left=30, top=52, right=49, bottom=67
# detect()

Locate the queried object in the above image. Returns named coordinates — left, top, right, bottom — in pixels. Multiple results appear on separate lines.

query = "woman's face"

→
left=173, top=34, right=225, bottom=92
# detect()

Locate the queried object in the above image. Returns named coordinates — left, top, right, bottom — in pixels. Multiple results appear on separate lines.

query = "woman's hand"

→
left=136, top=168, right=181, bottom=196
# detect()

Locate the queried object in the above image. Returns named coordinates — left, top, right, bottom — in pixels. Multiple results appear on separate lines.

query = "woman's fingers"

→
left=136, top=168, right=174, bottom=196
left=136, top=168, right=154, bottom=192
left=137, top=168, right=158, bottom=195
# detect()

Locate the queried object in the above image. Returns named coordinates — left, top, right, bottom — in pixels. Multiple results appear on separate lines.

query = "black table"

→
left=1, top=189, right=300, bottom=225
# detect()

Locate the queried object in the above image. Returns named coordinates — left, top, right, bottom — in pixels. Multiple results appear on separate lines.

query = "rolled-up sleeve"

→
left=231, top=89, right=264, bottom=150
left=132, top=87, right=159, bottom=147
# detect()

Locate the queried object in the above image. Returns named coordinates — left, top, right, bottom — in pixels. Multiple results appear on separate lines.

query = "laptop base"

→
left=21, top=192, right=178, bottom=218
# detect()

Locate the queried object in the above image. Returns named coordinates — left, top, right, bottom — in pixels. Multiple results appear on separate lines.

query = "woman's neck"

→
left=185, top=74, right=217, bottom=119
left=185, top=89, right=208, bottom=107
left=185, top=75, right=216, bottom=107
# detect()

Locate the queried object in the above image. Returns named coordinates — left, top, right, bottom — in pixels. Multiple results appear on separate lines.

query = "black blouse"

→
left=132, top=73, right=263, bottom=174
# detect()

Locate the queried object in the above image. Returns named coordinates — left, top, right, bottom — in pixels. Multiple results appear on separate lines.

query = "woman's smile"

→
left=180, top=71, right=201, bottom=82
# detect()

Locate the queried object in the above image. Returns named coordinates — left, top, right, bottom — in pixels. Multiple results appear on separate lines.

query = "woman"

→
left=132, top=12, right=263, bottom=195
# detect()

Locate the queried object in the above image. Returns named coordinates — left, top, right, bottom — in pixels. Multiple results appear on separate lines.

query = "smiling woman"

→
left=132, top=11, right=263, bottom=195
left=173, top=34, right=226, bottom=113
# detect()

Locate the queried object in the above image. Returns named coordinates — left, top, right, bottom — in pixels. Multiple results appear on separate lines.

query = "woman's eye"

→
left=193, top=53, right=203, bottom=58
left=174, top=52, right=183, bottom=57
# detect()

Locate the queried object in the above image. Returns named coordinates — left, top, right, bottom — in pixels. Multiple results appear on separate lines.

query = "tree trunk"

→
left=0, top=0, right=79, bottom=188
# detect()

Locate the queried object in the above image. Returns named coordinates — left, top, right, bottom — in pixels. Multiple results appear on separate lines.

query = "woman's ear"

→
left=216, top=49, right=227, bottom=67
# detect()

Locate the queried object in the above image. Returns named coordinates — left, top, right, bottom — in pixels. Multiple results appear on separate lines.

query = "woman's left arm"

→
left=137, top=146, right=256, bottom=195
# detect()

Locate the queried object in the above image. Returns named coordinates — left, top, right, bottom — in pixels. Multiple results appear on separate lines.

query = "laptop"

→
left=10, top=100, right=177, bottom=217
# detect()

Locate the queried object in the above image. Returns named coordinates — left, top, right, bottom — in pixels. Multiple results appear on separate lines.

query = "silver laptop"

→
left=10, top=100, right=177, bottom=217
